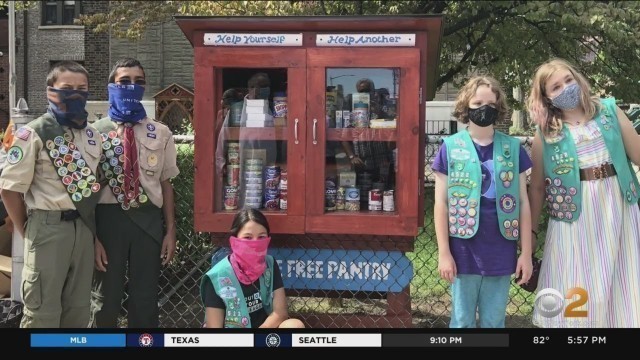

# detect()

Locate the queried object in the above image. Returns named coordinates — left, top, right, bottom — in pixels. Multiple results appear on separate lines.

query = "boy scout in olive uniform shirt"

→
left=0, top=61, right=103, bottom=328
left=90, top=58, right=179, bottom=328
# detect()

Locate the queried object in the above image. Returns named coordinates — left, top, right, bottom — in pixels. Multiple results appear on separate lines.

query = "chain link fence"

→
left=153, top=135, right=547, bottom=328
left=4, top=134, right=638, bottom=328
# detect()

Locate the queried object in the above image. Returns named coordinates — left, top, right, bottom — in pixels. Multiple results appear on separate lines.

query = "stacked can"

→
left=263, top=165, right=281, bottom=210
left=344, top=186, right=360, bottom=211
left=368, top=189, right=383, bottom=211
left=224, top=142, right=240, bottom=210
left=325, top=177, right=337, bottom=211
left=336, top=186, right=346, bottom=210
left=244, top=159, right=263, bottom=209
left=279, top=169, right=288, bottom=210
left=383, top=190, right=395, bottom=212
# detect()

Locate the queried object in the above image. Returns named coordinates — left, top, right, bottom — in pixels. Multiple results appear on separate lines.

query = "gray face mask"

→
left=550, top=83, right=581, bottom=110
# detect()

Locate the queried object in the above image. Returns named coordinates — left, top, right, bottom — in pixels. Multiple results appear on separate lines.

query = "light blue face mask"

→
left=551, top=83, right=581, bottom=110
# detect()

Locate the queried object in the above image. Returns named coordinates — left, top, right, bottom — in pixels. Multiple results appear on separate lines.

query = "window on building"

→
left=42, top=1, right=82, bottom=26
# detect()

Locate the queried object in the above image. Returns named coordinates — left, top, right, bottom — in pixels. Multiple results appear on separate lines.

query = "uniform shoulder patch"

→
left=15, top=127, right=31, bottom=141
left=7, top=146, right=24, bottom=164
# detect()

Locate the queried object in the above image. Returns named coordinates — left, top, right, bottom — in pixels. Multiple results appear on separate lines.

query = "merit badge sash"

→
left=30, top=114, right=101, bottom=234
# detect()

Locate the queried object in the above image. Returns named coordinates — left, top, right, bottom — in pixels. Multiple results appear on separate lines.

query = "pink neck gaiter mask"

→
left=229, top=236, right=271, bottom=285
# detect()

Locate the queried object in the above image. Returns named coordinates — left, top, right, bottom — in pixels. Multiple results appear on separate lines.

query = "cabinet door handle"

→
left=294, top=118, right=299, bottom=144
left=313, top=118, right=318, bottom=145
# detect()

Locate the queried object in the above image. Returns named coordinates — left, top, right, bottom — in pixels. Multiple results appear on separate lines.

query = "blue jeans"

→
left=450, top=274, right=511, bottom=328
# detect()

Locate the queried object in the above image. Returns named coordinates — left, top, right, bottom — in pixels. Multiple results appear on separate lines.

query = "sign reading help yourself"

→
left=268, top=248, right=413, bottom=292
left=316, top=34, right=415, bottom=47
left=204, top=33, right=303, bottom=46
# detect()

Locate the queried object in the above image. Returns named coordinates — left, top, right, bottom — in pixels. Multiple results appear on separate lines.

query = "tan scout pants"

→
left=20, top=209, right=94, bottom=328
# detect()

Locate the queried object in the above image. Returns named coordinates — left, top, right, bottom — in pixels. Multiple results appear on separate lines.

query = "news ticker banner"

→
left=28, top=331, right=622, bottom=348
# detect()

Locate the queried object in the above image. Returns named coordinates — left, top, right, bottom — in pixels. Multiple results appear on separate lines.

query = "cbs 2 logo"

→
left=534, top=287, right=588, bottom=318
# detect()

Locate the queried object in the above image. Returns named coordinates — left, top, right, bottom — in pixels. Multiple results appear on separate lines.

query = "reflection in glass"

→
left=325, top=68, right=399, bottom=214
left=215, top=68, right=288, bottom=212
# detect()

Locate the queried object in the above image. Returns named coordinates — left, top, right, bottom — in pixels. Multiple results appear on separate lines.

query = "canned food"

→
left=226, top=165, right=240, bottom=186
left=345, top=186, right=360, bottom=201
left=264, top=166, right=281, bottom=189
left=227, top=142, right=240, bottom=165
left=345, top=200, right=360, bottom=211
left=223, top=186, right=239, bottom=210
left=245, top=189, right=263, bottom=197
left=383, top=190, right=395, bottom=212
left=244, top=165, right=263, bottom=172
left=336, top=186, right=346, bottom=210
left=245, top=159, right=263, bottom=166
left=368, top=189, right=382, bottom=211
left=279, top=170, right=288, bottom=190
left=263, top=188, right=280, bottom=210
left=245, top=177, right=262, bottom=185
left=280, top=189, right=288, bottom=210
left=325, top=178, right=337, bottom=211
left=244, top=183, right=263, bottom=190
left=244, top=170, right=263, bottom=178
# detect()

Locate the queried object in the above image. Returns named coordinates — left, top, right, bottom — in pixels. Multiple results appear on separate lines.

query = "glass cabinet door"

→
left=306, top=48, right=421, bottom=236
left=194, top=48, right=306, bottom=233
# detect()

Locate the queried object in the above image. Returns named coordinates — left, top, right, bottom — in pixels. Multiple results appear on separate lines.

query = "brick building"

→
left=5, top=2, right=509, bottom=133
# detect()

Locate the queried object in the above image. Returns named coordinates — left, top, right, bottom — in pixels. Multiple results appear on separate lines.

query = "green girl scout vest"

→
left=444, top=130, right=521, bottom=240
left=540, top=97, right=639, bottom=222
left=201, top=255, right=275, bottom=328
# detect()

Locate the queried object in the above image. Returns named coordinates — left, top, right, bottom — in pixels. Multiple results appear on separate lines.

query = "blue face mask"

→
left=107, top=83, right=147, bottom=123
left=550, top=83, right=581, bottom=110
left=46, top=87, right=89, bottom=129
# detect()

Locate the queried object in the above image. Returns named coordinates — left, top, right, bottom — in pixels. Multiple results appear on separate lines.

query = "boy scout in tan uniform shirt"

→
left=91, top=116, right=179, bottom=328
left=0, top=117, right=103, bottom=328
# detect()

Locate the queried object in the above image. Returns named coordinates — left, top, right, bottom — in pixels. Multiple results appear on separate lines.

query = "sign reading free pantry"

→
left=316, top=34, right=415, bottom=47
left=204, top=33, right=303, bottom=46
left=268, top=248, right=413, bottom=292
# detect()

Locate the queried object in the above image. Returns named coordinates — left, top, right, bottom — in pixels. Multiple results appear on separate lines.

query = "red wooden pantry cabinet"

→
left=177, top=16, right=444, bottom=327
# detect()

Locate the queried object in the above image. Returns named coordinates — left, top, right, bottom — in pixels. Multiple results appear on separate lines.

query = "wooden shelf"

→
left=326, top=128, right=396, bottom=142
left=224, top=127, right=288, bottom=141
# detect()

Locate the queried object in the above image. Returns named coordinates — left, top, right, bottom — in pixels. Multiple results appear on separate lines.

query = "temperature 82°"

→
left=533, top=336, right=550, bottom=345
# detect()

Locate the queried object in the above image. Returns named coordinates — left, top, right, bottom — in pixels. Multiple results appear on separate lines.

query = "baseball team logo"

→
left=266, top=333, right=281, bottom=347
left=138, top=333, right=154, bottom=347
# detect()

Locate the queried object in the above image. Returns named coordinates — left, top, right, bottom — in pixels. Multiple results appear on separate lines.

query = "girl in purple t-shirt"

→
left=433, top=76, right=533, bottom=328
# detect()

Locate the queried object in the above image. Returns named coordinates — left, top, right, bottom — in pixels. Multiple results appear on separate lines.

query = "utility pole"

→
left=8, top=1, right=16, bottom=111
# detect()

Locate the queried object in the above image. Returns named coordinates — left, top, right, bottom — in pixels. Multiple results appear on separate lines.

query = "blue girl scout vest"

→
left=201, top=255, right=275, bottom=328
left=444, top=130, right=521, bottom=240
left=541, top=98, right=639, bottom=222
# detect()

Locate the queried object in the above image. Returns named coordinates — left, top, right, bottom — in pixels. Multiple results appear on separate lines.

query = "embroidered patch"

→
left=15, top=128, right=31, bottom=141
left=146, top=123, right=156, bottom=131
left=147, top=133, right=156, bottom=139
left=86, top=129, right=94, bottom=138
left=7, top=146, right=23, bottom=164
left=88, top=139, right=96, bottom=145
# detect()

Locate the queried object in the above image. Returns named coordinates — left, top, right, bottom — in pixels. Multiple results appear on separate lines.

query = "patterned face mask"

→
left=46, top=87, right=89, bottom=129
left=468, top=105, right=499, bottom=127
left=550, top=83, right=581, bottom=110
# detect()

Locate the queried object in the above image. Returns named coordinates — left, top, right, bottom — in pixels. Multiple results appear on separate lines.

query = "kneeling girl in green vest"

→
left=201, top=208, right=305, bottom=328
left=433, top=76, right=534, bottom=328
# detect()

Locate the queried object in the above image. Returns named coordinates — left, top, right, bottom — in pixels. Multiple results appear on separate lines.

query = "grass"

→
left=407, top=187, right=546, bottom=322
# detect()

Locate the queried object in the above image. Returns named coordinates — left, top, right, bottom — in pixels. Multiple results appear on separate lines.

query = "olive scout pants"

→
left=90, top=204, right=163, bottom=328
left=20, top=209, right=94, bottom=328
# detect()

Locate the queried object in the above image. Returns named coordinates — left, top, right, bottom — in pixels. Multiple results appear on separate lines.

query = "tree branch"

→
left=438, top=20, right=495, bottom=87
left=319, top=0, right=328, bottom=15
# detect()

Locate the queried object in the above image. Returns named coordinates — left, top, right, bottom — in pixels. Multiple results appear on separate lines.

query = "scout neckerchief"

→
left=94, top=119, right=150, bottom=210
left=29, top=113, right=101, bottom=234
